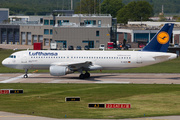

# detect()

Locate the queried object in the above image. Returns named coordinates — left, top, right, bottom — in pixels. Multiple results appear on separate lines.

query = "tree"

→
left=176, top=16, right=180, bottom=22
left=75, top=0, right=101, bottom=14
left=101, top=0, right=124, bottom=18
left=117, top=1, right=153, bottom=24
left=159, top=14, right=166, bottom=21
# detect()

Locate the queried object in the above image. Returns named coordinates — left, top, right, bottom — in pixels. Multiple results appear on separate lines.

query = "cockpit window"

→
left=9, top=55, right=13, bottom=58
left=9, top=55, right=16, bottom=58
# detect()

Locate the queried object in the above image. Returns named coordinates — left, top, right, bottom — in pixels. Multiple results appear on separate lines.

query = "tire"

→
left=79, top=74, right=85, bottom=79
left=85, top=72, right=90, bottom=78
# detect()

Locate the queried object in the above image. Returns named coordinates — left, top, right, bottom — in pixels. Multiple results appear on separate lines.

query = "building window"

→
left=50, top=20, right=54, bottom=25
left=63, top=20, right=69, bottom=23
left=44, top=29, right=49, bottom=35
left=44, top=20, right=49, bottom=25
left=58, top=20, right=62, bottom=26
left=96, top=31, right=100, bottom=37
left=50, top=29, right=53, bottom=35
left=93, top=20, right=96, bottom=25
left=98, top=20, right=101, bottom=27
left=40, top=18, right=43, bottom=24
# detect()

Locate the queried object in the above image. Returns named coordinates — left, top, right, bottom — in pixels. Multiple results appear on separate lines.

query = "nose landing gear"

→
left=23, top=69, right=28, bottom=78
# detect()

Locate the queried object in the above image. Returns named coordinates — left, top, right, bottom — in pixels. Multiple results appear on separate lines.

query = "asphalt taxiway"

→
left=0, top=111, right=180, bottom=120
left=1, top=73, right=180, bottom=84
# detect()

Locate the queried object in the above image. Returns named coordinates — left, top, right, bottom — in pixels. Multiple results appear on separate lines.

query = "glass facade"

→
left=82, top=41, right=94, bottom=48
left=134, top=33, right=149, bottom=43
left=111, top=18, right=117, bottom=47
left=56, top=40, right=67, bottom=48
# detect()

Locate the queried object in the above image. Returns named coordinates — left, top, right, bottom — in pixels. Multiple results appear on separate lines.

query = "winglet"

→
left=142, top=23, right=174, bottom=52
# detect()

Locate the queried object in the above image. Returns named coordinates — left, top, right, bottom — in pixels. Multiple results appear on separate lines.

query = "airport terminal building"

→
left=0, top=11, right=117, bottom=49
left=1, top=8, right=180, bottom=49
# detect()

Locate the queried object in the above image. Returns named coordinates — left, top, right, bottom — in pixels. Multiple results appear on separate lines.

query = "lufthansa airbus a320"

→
left=2, top=23, right=177, bottom=79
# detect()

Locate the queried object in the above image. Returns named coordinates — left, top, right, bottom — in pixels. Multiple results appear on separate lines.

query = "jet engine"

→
left=50, top=66, right=73, bottom=76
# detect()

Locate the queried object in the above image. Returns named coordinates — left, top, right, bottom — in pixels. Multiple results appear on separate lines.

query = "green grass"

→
left=0, top=84, right=180, bottom=119
left=1, top=49, right=180, bottom=73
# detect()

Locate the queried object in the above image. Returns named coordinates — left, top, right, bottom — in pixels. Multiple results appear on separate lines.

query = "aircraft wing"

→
left=51, top=61, right=92, bottom=70
left=51, top=61, right=102, bottom=71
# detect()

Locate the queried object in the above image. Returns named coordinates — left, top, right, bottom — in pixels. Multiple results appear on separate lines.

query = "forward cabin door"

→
left=137, top=53, right=142, bottom=64
left=21, top=54, right=27, bottom=63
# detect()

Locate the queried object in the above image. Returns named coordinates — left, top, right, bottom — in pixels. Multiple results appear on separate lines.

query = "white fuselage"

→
left=2, top=50, right=177, bottom=71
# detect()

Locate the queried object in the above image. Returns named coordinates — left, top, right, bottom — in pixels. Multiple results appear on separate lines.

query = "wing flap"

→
left=51, top=61, right=92, bottom=70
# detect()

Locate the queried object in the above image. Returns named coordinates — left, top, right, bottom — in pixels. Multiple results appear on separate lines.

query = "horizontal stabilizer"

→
left=153, top=55, right=171, bottom=60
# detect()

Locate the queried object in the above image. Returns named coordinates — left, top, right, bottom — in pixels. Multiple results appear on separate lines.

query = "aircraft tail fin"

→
left=142, top=23, right=174, bottom=52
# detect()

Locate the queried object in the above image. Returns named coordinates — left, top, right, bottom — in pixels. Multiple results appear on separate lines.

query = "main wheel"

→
left=24, top=75, right=28, bottom=78
left=85, top=72, right=90, bottom=78
left=79, top=74, right=85, bottom=79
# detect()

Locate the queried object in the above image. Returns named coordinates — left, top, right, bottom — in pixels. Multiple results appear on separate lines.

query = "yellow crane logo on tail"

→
left=157, top=31, right=169, bottom=44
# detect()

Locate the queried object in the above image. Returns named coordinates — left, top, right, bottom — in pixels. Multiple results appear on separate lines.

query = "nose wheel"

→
left=24, top=74, right=28, bottom=78
left=23, top=69, right=28, bottom=78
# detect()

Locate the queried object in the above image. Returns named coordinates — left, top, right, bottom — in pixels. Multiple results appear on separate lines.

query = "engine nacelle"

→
left=50, top=66, right=73, bottom=76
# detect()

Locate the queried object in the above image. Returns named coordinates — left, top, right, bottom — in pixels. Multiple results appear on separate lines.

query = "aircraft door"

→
left=21, top=54, right=27, bottom=63
left=137, top=53, right=142, bottom=64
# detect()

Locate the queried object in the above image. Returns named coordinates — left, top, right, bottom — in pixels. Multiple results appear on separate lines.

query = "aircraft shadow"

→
left=29, top=74, right=115, bottom=82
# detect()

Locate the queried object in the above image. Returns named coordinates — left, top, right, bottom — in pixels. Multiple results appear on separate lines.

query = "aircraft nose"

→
left=2, top=59, right=7, bottom=66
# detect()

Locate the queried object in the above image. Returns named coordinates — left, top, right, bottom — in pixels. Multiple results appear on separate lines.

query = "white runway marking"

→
left=95, top=81, right=130, bottom=84
left=0, top=74, right=32, bottom=83
left=48, top=80, right=63, bottom=83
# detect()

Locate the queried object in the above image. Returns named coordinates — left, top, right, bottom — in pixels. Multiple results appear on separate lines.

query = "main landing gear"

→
left=79, top=71, right=90, bottom=79
left=23, top=69, right=28, bottom=78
